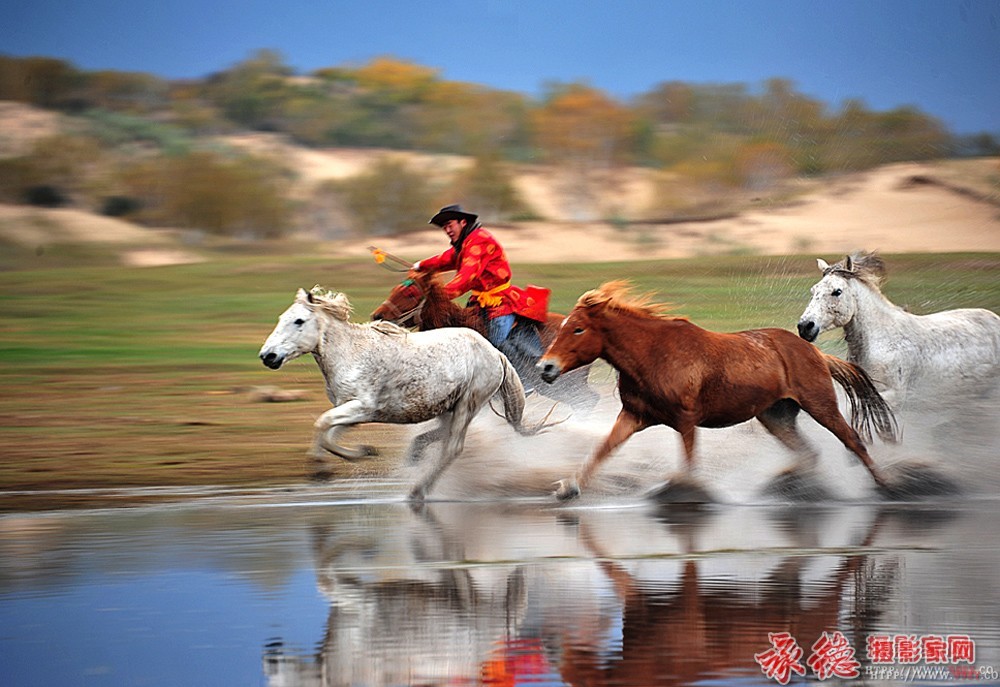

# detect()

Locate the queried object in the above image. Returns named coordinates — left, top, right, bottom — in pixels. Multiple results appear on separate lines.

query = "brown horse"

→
left=537, top=281, right=898, bottom=501
left=372, top=270, right=599, bottom=412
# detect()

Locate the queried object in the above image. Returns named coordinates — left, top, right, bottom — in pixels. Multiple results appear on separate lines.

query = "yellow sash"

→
left=472, top=281, right=511, bottom=308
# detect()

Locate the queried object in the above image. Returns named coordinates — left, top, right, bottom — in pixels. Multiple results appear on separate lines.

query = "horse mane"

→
left=309, top=285, right=409, bottom=335
left=823, top=251, right=888, bottom=290
left=417, top=273, right=452, bottom=301
left=307, top=286, right=353, bottom=320
left=369, top=320, right=409, bottom=336
left=578, top=280, right=679, bottom=320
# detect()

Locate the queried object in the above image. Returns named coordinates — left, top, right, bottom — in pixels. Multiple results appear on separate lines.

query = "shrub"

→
left=24, top=185, right=66, bottom=207
left=101, top=195, right=143, bottom=217
left=118, top=150, right=293, bottom=238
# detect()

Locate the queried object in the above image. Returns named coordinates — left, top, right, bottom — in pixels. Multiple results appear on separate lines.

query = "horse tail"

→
left=824, top=354, right=899, bottom=444
left=497, top=352, right=527, bottom=431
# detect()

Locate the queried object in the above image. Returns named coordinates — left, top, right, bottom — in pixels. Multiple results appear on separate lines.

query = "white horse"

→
left=797, top=252, right=1000, bottom=409
left=259, top=287, right=541, bottom=501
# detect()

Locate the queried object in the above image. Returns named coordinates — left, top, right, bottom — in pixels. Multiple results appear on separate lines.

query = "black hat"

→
left=429, top=204, right=478, bottom=227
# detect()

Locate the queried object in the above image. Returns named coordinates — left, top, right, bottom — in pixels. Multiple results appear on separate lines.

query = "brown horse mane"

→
left=577, top=280, right=683, bottom=321
left=418, top=273, right=453, bottom=302
left=410, top=272, right=484, bottom=331
left=823, top=251, right=888, bottom=290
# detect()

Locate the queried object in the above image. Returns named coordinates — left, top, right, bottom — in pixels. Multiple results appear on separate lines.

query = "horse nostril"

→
left=797, top=320, right=816, bottom=341
left=537, top=360, right=560, bottom=382
left=371, top=312, right=384, bottom=321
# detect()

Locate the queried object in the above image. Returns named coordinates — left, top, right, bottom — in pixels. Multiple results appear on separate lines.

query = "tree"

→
left=532, top=82, right=634, bottom=167
left=0, top=56, right=84, bottom=109
left=205, top=50, right=294, bottom=130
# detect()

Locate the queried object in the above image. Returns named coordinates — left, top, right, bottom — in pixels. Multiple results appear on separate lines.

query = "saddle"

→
left=509, top=284, right=550, bottom=323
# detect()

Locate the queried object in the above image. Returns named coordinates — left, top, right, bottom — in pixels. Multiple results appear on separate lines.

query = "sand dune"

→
left=336, top=161, right=1000, bottom=264
left=2, top=117, right=997, bottom=265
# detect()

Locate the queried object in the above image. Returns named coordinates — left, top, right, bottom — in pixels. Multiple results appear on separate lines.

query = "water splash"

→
left=397, top=375, right=998, bottom=506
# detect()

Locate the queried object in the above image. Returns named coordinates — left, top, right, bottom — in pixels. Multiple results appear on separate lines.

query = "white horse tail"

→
left=824, top=354, right=899, bottom=444
left=496, top=353, right=565, bottom=436
left=497, top=353, right=527, bottom=431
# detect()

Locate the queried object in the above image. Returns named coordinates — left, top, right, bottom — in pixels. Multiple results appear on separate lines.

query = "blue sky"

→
left=4, top=0, right=999, bottom=134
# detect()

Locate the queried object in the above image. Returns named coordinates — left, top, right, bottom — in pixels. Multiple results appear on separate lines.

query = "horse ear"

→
left=844, top=255, right=854, bottom=272
left=295, top=288, right=309, bottom=302
left=816, top=258, right=829, bottom=272
left=589, top=297, right=610, bottom=314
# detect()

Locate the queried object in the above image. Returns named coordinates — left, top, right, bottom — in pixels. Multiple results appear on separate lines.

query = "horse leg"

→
left=645, top=421, right=714, bottom=504
left=311, top=400, right=378, bottom=463
left=408, top=401, right=476, bottom=503
left=405, top=418, right=448, bottom=465
left=555, top=409, right=645, bottom=500
left=757, top=399, right=819, bottom=472
left=799, top=394, right=890, bottom=491
left=756, top=400, right=836, bottom=500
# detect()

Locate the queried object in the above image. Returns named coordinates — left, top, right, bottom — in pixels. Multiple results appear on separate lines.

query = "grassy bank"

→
left=2, top=251, right=998, bottom=510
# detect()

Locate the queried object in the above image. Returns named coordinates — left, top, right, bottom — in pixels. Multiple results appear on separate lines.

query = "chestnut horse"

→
left=537, top=281, right=898, bottom=501
left=372, top=271, right=599, bottom=412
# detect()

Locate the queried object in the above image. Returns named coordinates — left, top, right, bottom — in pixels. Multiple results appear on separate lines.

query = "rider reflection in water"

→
left=411, top=204, right=543, bottom=388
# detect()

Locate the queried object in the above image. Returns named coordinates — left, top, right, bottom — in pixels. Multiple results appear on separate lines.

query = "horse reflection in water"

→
left=561, top=513, right=886, bottom=686
left=262, top=503, right=904, bottom=686
left=265, top=505, right=540, bottom=686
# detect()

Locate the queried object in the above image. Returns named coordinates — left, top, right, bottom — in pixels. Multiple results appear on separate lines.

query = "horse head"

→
left=797, top=257, right=862, bottom=342
left=371, top=272, right=429, bottom=327
left=371, top=272, right=472, bottom=331
left=537, top=299, right=607, bottom=383
left=260, top=288, right=339, bottom=369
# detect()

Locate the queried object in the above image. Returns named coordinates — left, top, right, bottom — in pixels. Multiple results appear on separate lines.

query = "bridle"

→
left=377, top=278, right=428, bottom=329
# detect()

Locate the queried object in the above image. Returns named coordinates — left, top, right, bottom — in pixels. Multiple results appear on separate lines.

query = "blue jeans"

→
left=485, top=314, right=515, bottom=348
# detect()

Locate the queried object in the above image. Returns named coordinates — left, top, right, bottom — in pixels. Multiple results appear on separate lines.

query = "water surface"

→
left=2, top=483, right=999, bottom=686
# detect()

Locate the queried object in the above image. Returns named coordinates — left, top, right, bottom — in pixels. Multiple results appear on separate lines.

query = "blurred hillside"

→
left=1, top=51, right=998, bottom=254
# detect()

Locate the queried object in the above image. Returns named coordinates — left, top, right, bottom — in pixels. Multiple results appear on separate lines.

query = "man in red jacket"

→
left=412, top=205, right=543, bottom=383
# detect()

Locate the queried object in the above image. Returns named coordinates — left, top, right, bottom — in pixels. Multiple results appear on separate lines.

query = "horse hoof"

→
left=310, top=468, right=334, bottom=483
left=553, top=479, right=581, bottom=501
left=341, top=445, right=379, bottom=462
left=646, top=478, right=714, bottom=505
left=407, top=487, right=427, bottom=504
left=878, top=464, right=962, bottom=500
left=762, top=470, right=834, bottom=502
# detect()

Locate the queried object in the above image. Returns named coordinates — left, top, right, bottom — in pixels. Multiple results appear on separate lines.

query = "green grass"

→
left=1, top=250, right=998, bottom=509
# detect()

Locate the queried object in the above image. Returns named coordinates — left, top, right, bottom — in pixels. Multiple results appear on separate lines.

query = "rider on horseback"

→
left=412, top=205, right=546, bottom=382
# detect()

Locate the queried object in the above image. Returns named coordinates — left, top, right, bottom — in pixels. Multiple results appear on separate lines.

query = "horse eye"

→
left=294, top=318, right=305, bottom=326
left=573, top=327, right=585, bottom=335
left=831, top=289, right=843, bottom=297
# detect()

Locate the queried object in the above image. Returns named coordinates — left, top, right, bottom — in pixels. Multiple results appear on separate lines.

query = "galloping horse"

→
left=260, top=287, right=543, bottom=502
left=797, top=252, right=1000, bottom=409
left=371, top=271, right=599, bottom=412
left=537, top=281, right=898, bottom=501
